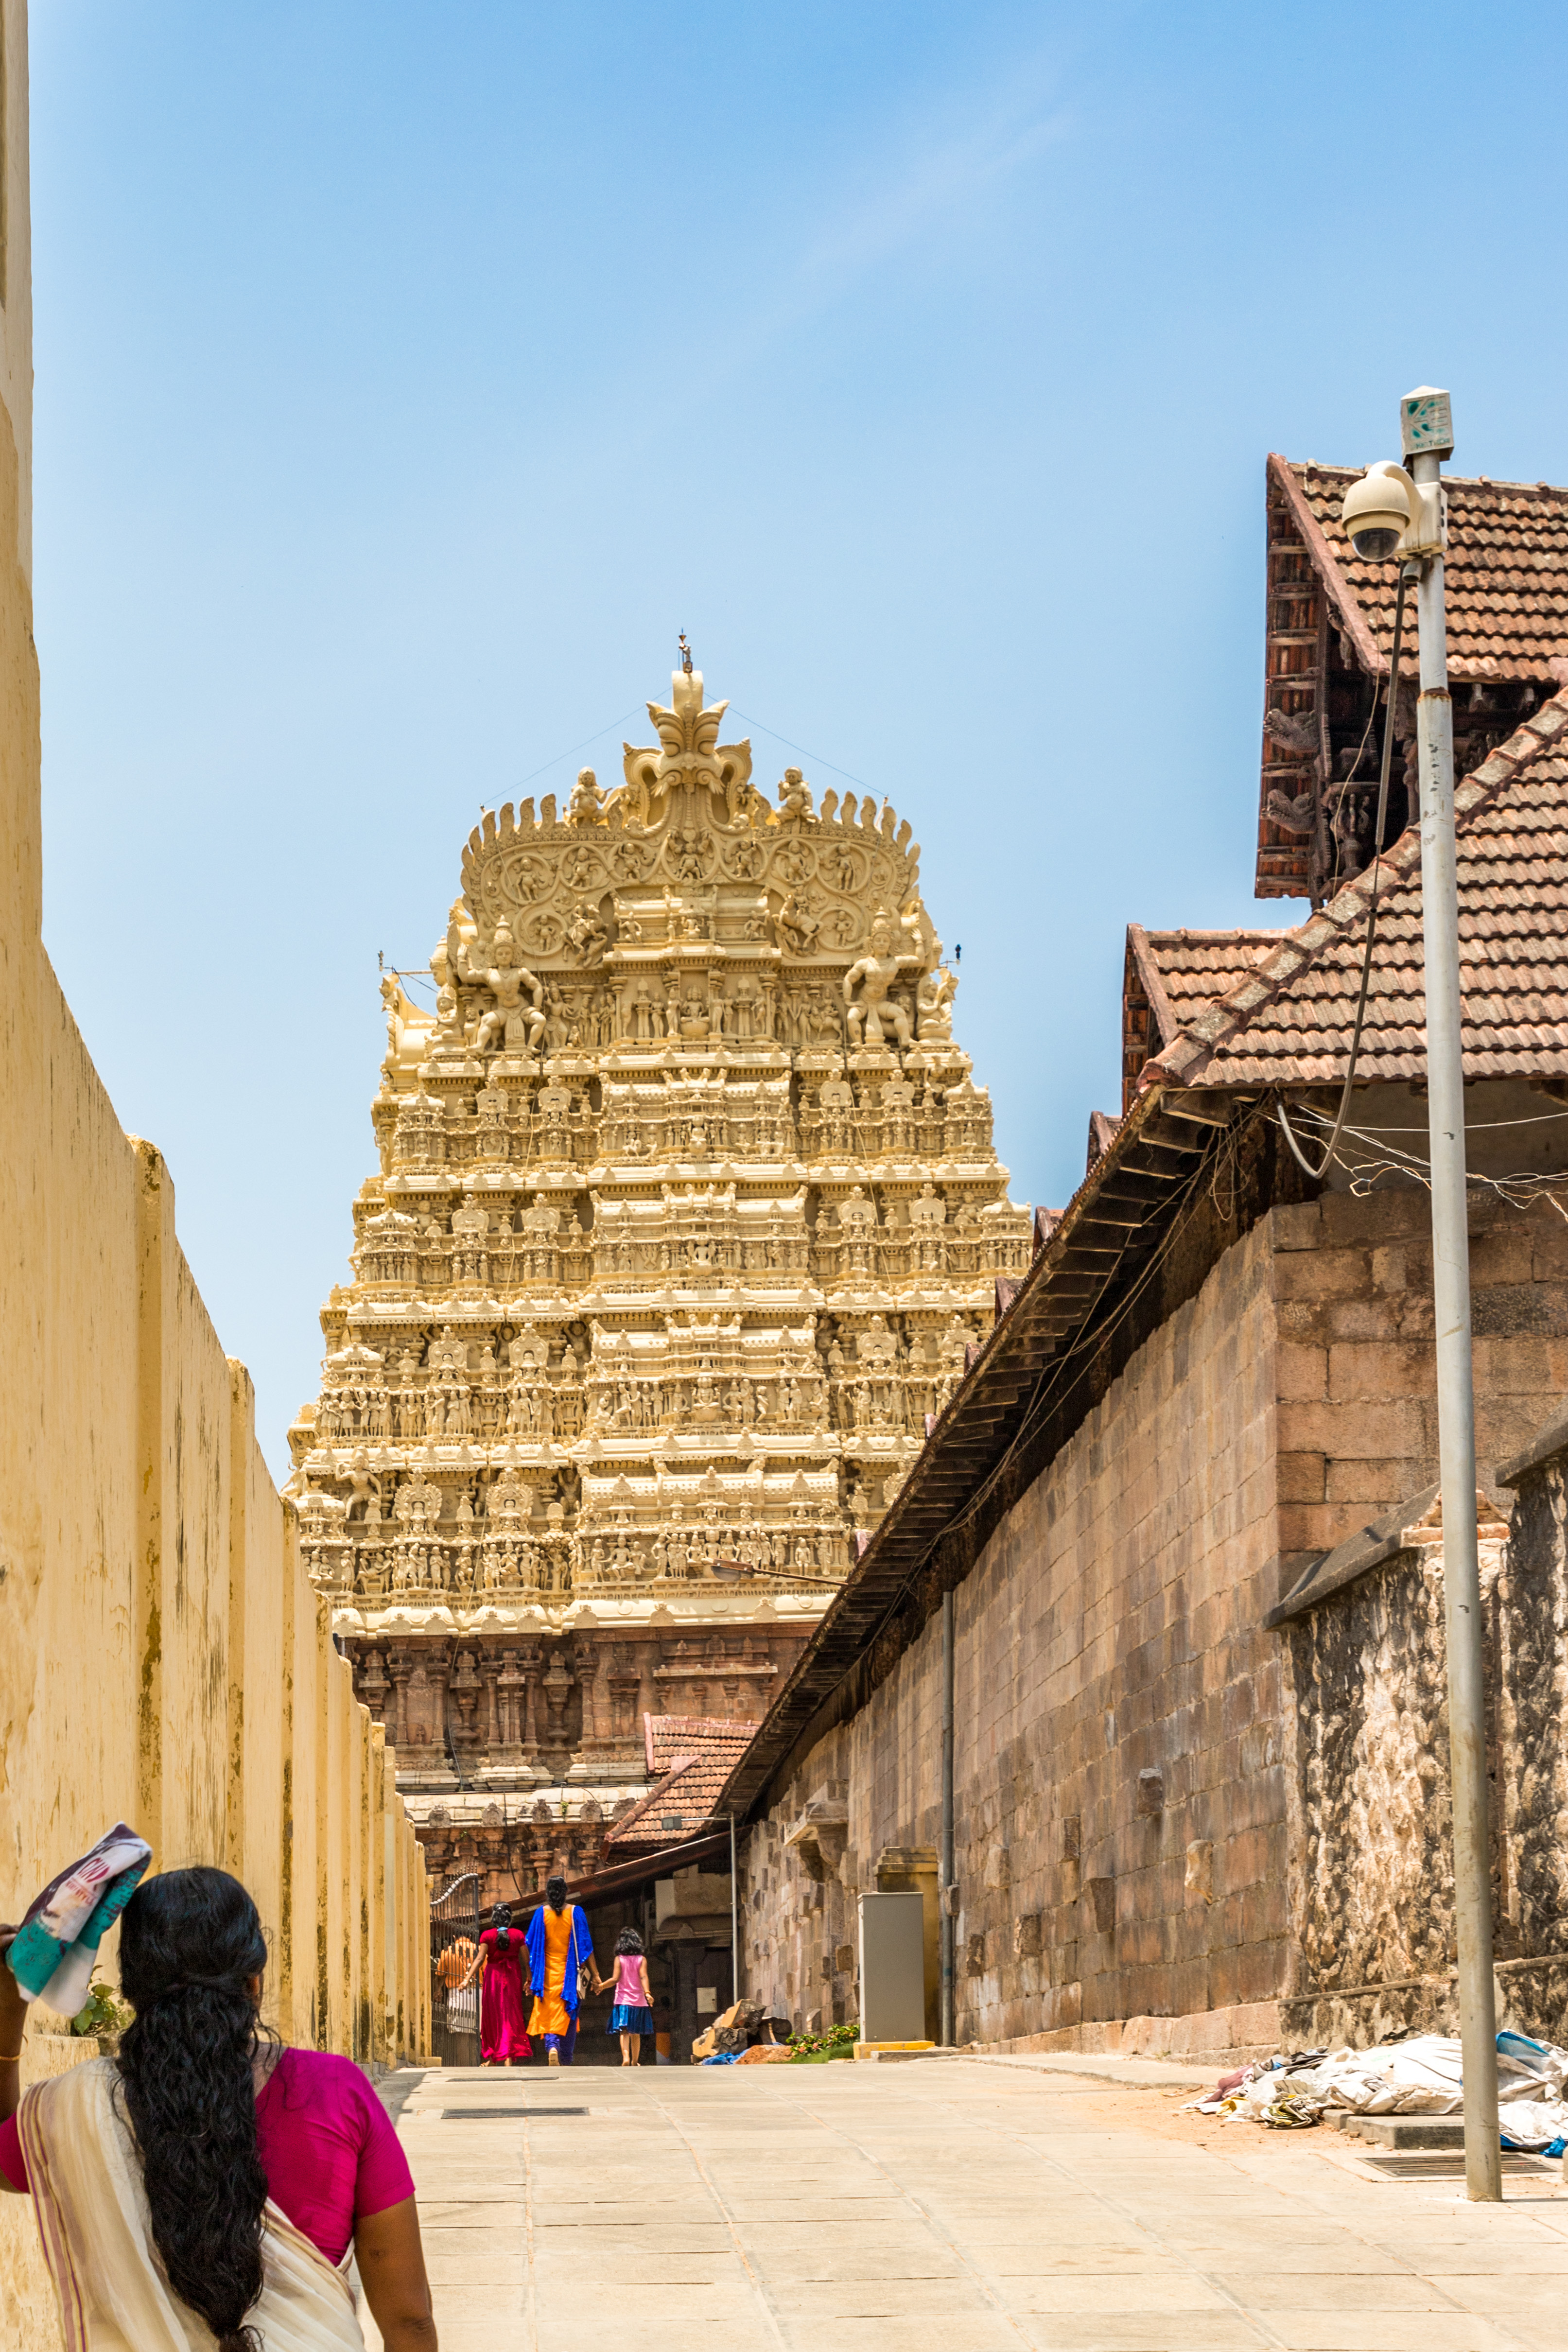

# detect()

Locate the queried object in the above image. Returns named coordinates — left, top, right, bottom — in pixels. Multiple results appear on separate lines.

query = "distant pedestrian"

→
left=605, top=1928, right=654, bottom=2066
left=459, top=1904, right=532, bottom=2066
left=436, top=1933, right=475, bottom=2031
left=525, top=1877, right=595, bottom=2067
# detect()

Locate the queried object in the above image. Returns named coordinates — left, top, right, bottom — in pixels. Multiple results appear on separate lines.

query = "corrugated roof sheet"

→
left=1148, top=694, right=1568, bottom=1089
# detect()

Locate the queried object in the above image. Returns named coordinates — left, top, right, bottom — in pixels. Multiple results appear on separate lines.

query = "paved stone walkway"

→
left=367, top=2057, right=1568, bottom=2352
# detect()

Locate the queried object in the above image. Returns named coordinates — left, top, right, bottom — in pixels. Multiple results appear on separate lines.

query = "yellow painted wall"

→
left=0, top=9, right=428, bottom=2344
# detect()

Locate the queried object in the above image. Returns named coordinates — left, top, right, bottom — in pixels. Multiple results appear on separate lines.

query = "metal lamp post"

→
left=1343, top=388, right=1500, bottom=2200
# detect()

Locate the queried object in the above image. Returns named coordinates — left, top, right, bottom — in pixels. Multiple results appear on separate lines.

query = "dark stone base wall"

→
left=1284, top=1408, right=1568, bottom=2052
left=742, top=1216, right=1288, bottom=2043
left=740, top=1184, right=1568, bottom=2053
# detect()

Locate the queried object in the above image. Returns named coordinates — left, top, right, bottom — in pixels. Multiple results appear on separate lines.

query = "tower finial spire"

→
left=678, top=631, right=694, bottom=677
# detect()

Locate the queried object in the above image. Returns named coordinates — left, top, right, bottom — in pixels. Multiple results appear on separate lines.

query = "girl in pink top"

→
left=605, top=1926, right=655, bottom=2067
left=0, top=1865, right=436, bottom=2350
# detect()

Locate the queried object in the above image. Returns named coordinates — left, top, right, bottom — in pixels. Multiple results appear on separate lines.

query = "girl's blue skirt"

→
left=608, top=2003, right=655, bottom=2034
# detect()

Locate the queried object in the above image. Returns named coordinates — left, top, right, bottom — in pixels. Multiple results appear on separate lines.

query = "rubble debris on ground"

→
left=692, top=1999, right=796, bottom=2064
left=1185, top=2030, right=1568, bottom=2152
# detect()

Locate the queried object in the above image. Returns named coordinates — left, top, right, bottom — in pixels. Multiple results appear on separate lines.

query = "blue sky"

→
left=31, top=1, right=1568, bottom=1477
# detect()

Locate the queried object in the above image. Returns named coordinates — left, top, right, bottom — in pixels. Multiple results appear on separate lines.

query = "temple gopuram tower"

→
left=289, top=662, right=1030, bottom=1884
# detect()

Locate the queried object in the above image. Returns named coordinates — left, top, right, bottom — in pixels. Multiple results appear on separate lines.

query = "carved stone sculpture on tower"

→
left=463, top=917, right=547, bottom=1056
left=844, top=910, right=920, bottom=1048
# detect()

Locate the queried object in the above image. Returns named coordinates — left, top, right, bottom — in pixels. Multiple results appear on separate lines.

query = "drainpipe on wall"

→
left=730, top=1813, right=740, bottom=2001
left=940, top=1588, right=955, bottom=2046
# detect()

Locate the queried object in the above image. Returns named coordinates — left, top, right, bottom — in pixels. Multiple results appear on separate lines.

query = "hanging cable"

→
left=1279, top=562, right=1414, bottom=1181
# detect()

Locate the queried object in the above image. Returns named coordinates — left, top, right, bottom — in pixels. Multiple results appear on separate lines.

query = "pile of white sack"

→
left=1185, top=2030, right=1568, bottom=2153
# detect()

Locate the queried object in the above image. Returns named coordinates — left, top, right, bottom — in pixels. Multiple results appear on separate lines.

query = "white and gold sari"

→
left=17, top=2057, right=365, bottom=2351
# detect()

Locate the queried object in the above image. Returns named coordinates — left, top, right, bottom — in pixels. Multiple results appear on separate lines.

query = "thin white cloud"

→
left=531, top=53, right=1073, bottom=488
left=778, top=81, right=1070, bottom=323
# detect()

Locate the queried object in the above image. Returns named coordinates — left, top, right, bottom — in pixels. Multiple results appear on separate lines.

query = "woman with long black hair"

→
left=456, top=1902, right=532, bottom=2066
left=0, top=1865, right=437, bottom=2350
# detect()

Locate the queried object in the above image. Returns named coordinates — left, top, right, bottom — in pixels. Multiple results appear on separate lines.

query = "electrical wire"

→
left=848, top=1106, right=1259, bottom=1664
left=514, top=706, right=647, bottom=792
left=1307, top=1106, right=1568, bottom=1135
left=933, top=1113, right=1251, bottom=1540
left=1278, top=563, right=1414, bottom=1183
left=729, top=708, right=881, bottom=797
left=1289, top=1103, right=1568, bottom=1222
left=1324, top=676, right=1384, bottom=898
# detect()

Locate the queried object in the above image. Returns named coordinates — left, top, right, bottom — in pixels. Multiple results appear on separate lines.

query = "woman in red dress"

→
left=459, top=1902, right=533, bottom=2065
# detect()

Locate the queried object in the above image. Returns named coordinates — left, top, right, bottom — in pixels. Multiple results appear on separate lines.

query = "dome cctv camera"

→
left=1342, top=461, right=1417, bottom=561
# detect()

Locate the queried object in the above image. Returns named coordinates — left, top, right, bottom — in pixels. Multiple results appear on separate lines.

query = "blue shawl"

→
left=525, top=1901, right=594, bottom=2016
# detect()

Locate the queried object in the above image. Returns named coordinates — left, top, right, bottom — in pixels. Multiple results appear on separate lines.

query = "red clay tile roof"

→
left=1122, top=929, right=1284, bottom=1112
left=643, top=1712, right=754, bottom=1775
left=1277, top=458, right=1568, bottom=685
left=609, top=1715, right=759, bottom=1852
left=1145, top=694, right=1568, bottom=1090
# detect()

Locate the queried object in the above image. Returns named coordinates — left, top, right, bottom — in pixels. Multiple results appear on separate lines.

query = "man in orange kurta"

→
left=525, top=1876, right=596, bottom=2065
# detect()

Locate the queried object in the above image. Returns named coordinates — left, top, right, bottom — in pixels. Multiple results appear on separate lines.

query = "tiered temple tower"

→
left=289, top=663, right=1029, bottom=1880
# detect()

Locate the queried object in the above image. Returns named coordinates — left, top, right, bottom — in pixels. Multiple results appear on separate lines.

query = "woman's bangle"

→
left=0, top=2049, right=23, bottom=2064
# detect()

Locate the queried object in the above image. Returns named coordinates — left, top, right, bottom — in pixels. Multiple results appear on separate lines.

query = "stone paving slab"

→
left=930, top=2049, right=1220, bottom=2090
left=363, top=2056, right=1568, bottom=2352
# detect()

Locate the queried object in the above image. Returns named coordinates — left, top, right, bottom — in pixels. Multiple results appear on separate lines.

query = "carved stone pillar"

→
left=427, top=1649, right=453, bottom=1760
left=357, top=1646, right=390, bottom=1729
left=386, top=1648, right=413, bottom=1750
left=540, top=1650, right=573, bottom=1757
left=606, top=1643, right=642, bottom=1746
left=635, top=1637, right=657, bottom=1733
left=481, top=1646, right=501, bottom=1756
left=572, top=1633, right=607, bottom=1752
left=528, top=1809, right=556, bottom=1894
left=450, top=1646, right=484, bottom=1774
left=518, top=1640, right=543, bottom=1760
left=496, top=1649, right=526, bottom=1750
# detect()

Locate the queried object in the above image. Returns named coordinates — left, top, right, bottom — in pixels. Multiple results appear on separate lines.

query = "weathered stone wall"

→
left=1283, top=1433, right=1568, bottom=2050
left=0, top=15, right=427, bottom=2341
left=740, top=1179, right=1568, bottom=2057
left=1273, top=1183, right=1568, bottom=1561
left=741, top=1216, right=1285, bottom=2043
left=1496, top=1437, right=1568, bottom=1983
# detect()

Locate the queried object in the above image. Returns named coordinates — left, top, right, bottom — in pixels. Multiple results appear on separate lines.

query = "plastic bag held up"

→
left=6, top=1825, right=153, bottom=2017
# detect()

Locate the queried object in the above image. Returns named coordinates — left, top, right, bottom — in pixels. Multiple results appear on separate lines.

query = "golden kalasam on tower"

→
left=288, top=664, right=1029, bottom=1865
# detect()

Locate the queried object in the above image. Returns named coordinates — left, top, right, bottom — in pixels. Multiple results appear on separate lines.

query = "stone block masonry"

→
left=743, top=1217, right=1284, bottom=2044
left=740, top=1172, right=1568, bottom=2054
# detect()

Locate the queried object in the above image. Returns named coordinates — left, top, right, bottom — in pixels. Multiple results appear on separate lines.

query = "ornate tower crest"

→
left=289, top=663, right=1029, bottom=1819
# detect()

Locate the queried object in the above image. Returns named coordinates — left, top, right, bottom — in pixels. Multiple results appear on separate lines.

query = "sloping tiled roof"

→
left=608, top=1715, right=758, bottom=1852
left=1122, top=929, right=1284, bottom=1112
left=1146, top=694, right=1568, bottom=1090
left=1132, top=930, right=1287, bottom=1029
left=1277, top=459, right=1568, bottom=684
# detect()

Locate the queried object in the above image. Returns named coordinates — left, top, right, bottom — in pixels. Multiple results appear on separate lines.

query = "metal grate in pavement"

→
left=435, top=2117, right=588, bottom=2135
left=1360, top=2149, right=1557, bottom=2182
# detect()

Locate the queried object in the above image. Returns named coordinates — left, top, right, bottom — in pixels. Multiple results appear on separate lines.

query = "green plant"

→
left=786, top=2020, right=860, bottom=2063
left=70, top=1969, right=132, bottom=2041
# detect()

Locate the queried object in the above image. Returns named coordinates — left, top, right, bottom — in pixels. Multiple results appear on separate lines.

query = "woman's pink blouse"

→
left=0, top=2045, right=414, bottom=2267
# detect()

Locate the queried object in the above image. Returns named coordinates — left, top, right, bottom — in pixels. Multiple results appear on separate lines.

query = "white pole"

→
left=1410, top=425, right=1501, bottom=2201
left=730, top=1814, right=740, bottom=2003
left=940, top=1589, right=955, bottom=2047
